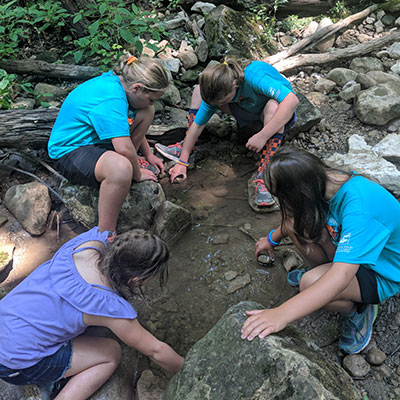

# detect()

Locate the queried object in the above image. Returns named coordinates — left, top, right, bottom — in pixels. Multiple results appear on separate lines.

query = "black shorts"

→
left=355, top=265, right=380, bottom=312
left=54, top=144, right=114, bottom=189
left=229, top=102, right=297, bottom=131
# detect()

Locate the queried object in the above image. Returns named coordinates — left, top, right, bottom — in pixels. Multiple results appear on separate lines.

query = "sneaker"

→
left=253, top=179, right=275, bottom=206
left=155, top=141, right=195, bottom=164
left=286, top=268, right=307, bottom=287
left=155, top=141, right=183, bottom=163
left=138, top=157, right=159, bottom=175
left=338, top=304, right=378, bottom=354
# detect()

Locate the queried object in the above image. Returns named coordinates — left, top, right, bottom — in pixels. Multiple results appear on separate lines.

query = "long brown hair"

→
left=264, top=146, right=352, bottom=245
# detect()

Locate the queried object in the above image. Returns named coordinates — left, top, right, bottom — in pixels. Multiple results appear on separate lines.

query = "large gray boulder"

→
left=61, top=180, right=166, bottom=233
left=327, top=134, right=400, bottom=196
left=164, top=301, right=361, bottom=400
left=204, top=5, right=275, bottom=59
left=354, top=81, right=400, bottom=126
left=4, top=181, right=51, bottom=235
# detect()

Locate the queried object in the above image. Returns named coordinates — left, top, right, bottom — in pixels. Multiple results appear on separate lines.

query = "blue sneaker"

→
left=339, top=304, right=378, bottom=354
left=286, top=268, right=307, bottom=287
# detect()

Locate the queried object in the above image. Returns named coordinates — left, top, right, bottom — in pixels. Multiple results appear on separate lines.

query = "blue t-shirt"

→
left=327, top=175, right=400, bottom=301
left=195, top=61, right=294, bottom=125
left=48, top=71, right=135, bottom=159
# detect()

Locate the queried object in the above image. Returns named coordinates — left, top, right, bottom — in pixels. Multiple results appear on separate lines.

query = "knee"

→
left=262, top=99, right=279, bottom=121
left=299, top=268, right=323, bottom=292
left=104, top=338, right=122, bottom=367
left=100, top=154, right=133, bottom=186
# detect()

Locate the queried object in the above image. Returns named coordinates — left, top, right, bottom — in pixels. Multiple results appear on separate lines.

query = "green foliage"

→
left=281, top=15, right=314, bottom=33
left=0, top=69, right=18, bottom=109
left=328, top=1, right=351, bottom=21
left=0, top=0, right=69, bottom=59
left=250, top=0, right=288, bottom=36
left=66, top=0, right=167, bottom=66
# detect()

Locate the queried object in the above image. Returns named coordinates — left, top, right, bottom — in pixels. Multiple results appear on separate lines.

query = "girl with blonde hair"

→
left=49, top=54, right=169, bottom=232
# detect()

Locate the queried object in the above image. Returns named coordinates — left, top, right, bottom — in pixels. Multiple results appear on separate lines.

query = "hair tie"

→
left=223, top=61, right=228, bottom=66
left=127, top=56, right=137, bottom=65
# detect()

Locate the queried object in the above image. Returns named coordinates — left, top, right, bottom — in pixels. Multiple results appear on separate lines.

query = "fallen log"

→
left=0, top=108, right=180, bottom=149
left=0, top=59, right=101, bottom=81
left=272, top=30, right=400, bottom=73
left=265, top=4, right=378, bottom=65
left=276, top=0, right=361, bottom=17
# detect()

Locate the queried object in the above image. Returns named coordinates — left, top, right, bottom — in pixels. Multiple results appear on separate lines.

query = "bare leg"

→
left=55, top=336, right=121, bottom=400
left=299, top=263, right=362, bottom=314
left=95, top=151, right=133, bottom=232
left=285, top=223, right=336, bottom=267
left=130, top=105, right=155, bottom=151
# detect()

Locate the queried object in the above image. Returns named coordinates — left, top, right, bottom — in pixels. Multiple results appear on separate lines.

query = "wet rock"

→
left=366, top=348, right=387, bottom=366
left=355, top=81, right=400, bottom=125
left=343, top=354, right=371, bottom=378
left=164, top=301, right=361, bottom=400
left=327, top=68, right=358, bottom=87
left=136, top=369, right=168, bottom=400
left=153, top=200, right=192, bottom=247
left=60, top=180, right=165, bottom=232
left=226, top=273, right=251, bottom=293
left=5, top=181, right=51, bottom=236
left=212, top=233, right=229, bottom=244
left=328, top=135, right=400, bottom=196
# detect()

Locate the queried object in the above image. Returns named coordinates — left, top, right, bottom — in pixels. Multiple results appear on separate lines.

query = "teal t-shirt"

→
left=195, top=61, right=294, bottom=125
left=48, top=71, right=134, bottom=159
left=327, top=175, right=400, bottom=301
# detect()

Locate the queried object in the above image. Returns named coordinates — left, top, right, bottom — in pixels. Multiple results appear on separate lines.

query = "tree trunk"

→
left=272, top=30, right=400, bottom=72
left=0, top=59, right=101, bottom=81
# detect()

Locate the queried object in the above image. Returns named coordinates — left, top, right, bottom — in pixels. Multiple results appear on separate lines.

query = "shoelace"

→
left=253, top=179, right=268, bottom=192
left=138, top=158, right=150, bottom=168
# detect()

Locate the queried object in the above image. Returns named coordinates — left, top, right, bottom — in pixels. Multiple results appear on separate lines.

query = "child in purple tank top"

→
left=0, top=227, right=183, bottom=399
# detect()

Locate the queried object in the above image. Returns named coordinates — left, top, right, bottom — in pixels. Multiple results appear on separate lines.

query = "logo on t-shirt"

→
left=339, top=232, right=351, bottom=245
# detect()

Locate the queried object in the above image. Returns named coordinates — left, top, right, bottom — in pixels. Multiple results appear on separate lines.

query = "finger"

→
left=258, top=326, right=274, bottom=339
left=245, top=309, right=263, bottom=316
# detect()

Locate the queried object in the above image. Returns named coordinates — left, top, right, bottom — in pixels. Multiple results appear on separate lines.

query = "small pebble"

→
left=366, top=348, right=387, bottom=366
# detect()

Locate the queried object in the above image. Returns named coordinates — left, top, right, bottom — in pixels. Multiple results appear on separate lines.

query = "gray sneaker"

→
left=155, top=141, right=195, bottom=164
left=138, top=157, right=159, bottom=175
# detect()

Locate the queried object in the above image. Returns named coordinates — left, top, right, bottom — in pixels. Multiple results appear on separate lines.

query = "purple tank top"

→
left=0, top=227, right=136, bottom=369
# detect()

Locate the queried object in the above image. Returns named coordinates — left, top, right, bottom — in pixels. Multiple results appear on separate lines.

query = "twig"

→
left=0, top=164, right=66, bottom=204
left=193, top=222, right=237, bottom=228
left=389, top=343, right=400, bottom=357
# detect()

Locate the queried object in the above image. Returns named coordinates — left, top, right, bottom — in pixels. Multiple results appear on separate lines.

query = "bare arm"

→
left=111, top=136, right=156, bottom=182
left=84, top=315, right=183, bottom=373
left=169, top=122, right=206, bottom=182
left=246, top=92, right=299, bottom=152
left=241, top=261, right=360, bottom=340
